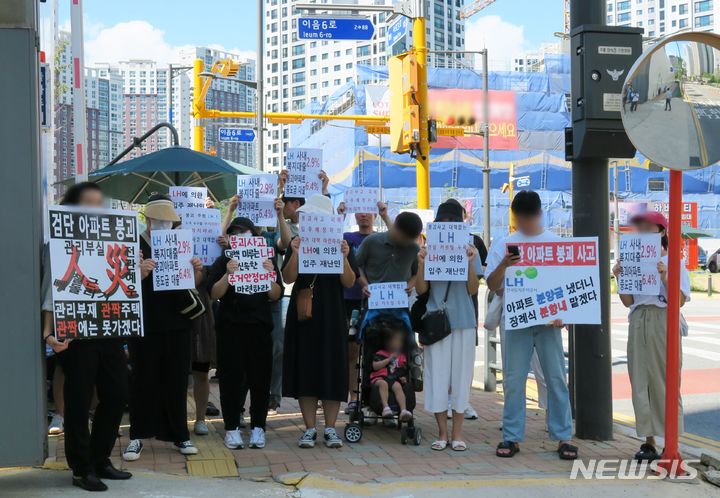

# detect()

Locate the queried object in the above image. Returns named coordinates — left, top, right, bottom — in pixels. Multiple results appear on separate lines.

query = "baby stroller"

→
left=344, top=311, right=424, bottom=445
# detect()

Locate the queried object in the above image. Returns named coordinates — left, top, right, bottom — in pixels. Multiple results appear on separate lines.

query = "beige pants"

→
left=628, top=305, right=684, bottom=438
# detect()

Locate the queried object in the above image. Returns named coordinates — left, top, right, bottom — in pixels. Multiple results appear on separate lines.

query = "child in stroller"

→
left=370, top=327, right=413, bottom=422
left=345, top=314, right=422, bottom=445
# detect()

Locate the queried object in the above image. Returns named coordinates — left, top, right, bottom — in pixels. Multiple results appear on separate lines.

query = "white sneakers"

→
left=174, top=440, right=199, bottom=455
left=224, top=429, right=244, bottom=450
left=249, top=428, right=266, bottom=449
left=122, top=439, right=143, bottom=461
left=225, top=428, right=267, bottom=449
left=48, top=414, right=64, bottom=435
left=193, top=420, right=209, bottom=436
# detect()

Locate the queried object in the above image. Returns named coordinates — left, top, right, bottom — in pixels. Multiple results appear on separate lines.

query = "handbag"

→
left=180, top=288, right=206, bottom=320
left=296, top=276, right=317, bottom=321
left=484, top=289, right=503, bottom=330
left=418, top=282, right=452, bottom=346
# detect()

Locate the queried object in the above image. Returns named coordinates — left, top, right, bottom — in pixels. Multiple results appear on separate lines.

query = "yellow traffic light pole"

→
left=192, top=58, right=205, bottom=153
left=501, top=163, right=516, bottom=233
left=413, top=16, right=430, bottom=209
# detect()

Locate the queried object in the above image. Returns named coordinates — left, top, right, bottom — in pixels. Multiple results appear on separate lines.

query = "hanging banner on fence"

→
left=368, top=282, right=409, bottom=310
left=151, top=229, right=195, bottom=291
left=618, top=233, right=662, bottom=295
left=49, top=206, right=143, bottom=340
left=177, top=208, right=222, bottom=266
left=344, top=187, right=379, bottom=214
left=503, top=237, right=601, bottom=330
left=298, top=213, right=344, bottom=274
left=237, top=174, right=278, bottom=226
left=225, top=236, right=277, bottom=294
left=169, top=186, right=207, bottom=209
left=425, top=222, right=471, bottom=281
left=284, top=148, right=322, bottom=198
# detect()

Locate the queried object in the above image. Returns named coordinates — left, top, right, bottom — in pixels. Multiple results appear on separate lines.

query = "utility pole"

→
left=412, top=1, right=430, bottom=209
left=70, top=0, right=87, bottom=181
left=256, top=0, right=264, bottom=171
left=192, top=58, right=205, bottom=152
left=482, top=49, right=491, bottom=244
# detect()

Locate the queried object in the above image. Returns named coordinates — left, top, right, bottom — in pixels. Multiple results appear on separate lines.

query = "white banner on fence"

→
left=237, top=174, right=278, bottom=227
left=225, top=236, right=277, bottom=294
left=284, top=148, right=322, bottom=198
left=618, top=233, right=662, bottom=295
left=48, top=206, right=143, bottom=339
left=298, top=212, right=344, bottom=274
left=368, top=281, right=409, bottom=310
left=344, top=187, right=379, bottom=214
left=503, top=237, right=601, bottom=330
left=425, top=222, right=471, bottom=281
left=169, top=186, right=207, bottom=209
left=177, top=208, right=222, bottom=267
left=151, top=229, right=195, bottom=291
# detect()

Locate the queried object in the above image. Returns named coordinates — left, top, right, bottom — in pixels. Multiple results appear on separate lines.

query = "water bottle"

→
left=349, top=309, right=360, bottom=337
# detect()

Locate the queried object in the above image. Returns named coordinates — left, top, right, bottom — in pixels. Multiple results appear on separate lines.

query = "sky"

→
left=57, top=0, right=565, bottom=69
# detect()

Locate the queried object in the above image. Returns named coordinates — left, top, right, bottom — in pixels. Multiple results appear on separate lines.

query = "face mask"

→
left=150, top=220, right=173, bottom=231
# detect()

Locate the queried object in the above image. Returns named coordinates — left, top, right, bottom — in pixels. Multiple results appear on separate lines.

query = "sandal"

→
left=634, top=443, right=659, bottom=462
left=558, top=443, right=578, bottom=460
left=381, top=406, right=393, bottom=418
left=431, top=440, right=448, bottom=451
left=496, top=441, right=519, bottom=458
left=451, top=440, right=467, bottom=452
left=399, top=409, right=413, bottom=422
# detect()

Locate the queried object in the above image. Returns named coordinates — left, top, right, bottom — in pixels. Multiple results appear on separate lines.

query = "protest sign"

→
left=344, top=187, right=379, bottom=214
left=237, top=174, right=278, bottom=226
left=225, top=236, right=277, bottom=294
left=169, top=186, right=207, bottom=209
left=284, top=148, right=322, bottom=198
left=425, top=222, right=471, bottom=281
left=49, top=206, right=143, bottom=339
left=298, top=213, right=344, bottom=274
left=368, top=282, right=409, bottom=310
left=177, top=208, right=222, bottom=266
left=151, top=229, right=195, bottom=291
left=503, top=237, right=601, bottom=330
left=618, top=233, right=662, bottom=295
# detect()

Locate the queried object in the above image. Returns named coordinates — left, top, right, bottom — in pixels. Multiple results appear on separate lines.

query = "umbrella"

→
left=681, top=225, right=714, bottom=239
left=88, top=146, right=263, bottom=203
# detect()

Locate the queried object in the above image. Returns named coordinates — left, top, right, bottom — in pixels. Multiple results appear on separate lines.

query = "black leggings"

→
left=217, top=324, right=272, bottom=430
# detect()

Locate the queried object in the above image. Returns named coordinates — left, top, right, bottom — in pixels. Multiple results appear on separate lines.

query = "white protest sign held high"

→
left=425, top=222, right=471, bottom=281
left=503, top=237, right=601, bottom=330
left=368, top=282, right=409, bottom=310
left=151, top=229, right=195, bottom=291
left=344, top=187, right=379, bottom=214
left=237, top=174, right=278, bottom=227
left=49, top=206, right=144, bottom=340
left=169, top=186, right=207, bottom=209
left=177, top=208, right=222, bottom=266
left=298, top=212, right=344, bottom=274
left=285, top=148, right=322, bottom=198
left=618, top=233, right=662, bottom=295
left=225, top=236, right=277, bottom=294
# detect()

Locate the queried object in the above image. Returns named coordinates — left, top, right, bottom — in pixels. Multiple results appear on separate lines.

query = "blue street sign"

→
left=514, top=176, right=531, bottom=188
left=387, top=17, right=408, bottom=48
left=298, top=17, right=375, bottom=41
left=218, top=128, right=255, bottom=143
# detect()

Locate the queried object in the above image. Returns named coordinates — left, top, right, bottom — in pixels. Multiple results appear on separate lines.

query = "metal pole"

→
left=256, top=0, right=264, bottom=171
left=413, top=7, right=430, bottom=209
left=613, top=161, right=620, bottom=257
left=70, top=0, right=87, bottom=181
left=482, top=49, right=491, bottom=245
left=168, top=63, right=174, bottom=126
left=192, top=58, right=205, bottom=152
left=570, top=0, right=614, bottom=441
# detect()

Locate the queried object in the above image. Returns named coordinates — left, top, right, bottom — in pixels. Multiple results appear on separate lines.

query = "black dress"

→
left=282, top=245, right=355, bottom=401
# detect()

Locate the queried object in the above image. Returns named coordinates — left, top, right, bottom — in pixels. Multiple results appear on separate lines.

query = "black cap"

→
left=226, top=217, right=256, bottom=234
left=435, top=199, right=465, bottom=222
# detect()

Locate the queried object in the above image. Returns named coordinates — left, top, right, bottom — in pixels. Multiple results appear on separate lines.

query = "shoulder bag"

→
left=418, top=282, right=452, bottom=346
left=296, top=276, right=317, bottom=321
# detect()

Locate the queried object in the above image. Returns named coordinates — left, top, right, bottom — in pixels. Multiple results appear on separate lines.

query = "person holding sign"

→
left=208, top=217, right=282, bottom=450
left=612, top=211, right=690, bottom=462
left=41, top=183, right=132, bottom=492
left=281, top=195, right=357, bottom=449
left=485, top=191, right=577, bottom=460
left=124, top=194, right=204, bottom=463
left=415, top=201, right=482, bottom=452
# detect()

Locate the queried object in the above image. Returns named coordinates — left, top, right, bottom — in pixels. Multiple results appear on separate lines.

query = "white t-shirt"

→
left=485, top=229, right=561, bottom=291
left=628, top=254, right=691, bottom=311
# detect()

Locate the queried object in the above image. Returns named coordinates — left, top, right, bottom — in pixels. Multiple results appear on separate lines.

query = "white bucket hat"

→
left=297, top=194, right=333, bottom=215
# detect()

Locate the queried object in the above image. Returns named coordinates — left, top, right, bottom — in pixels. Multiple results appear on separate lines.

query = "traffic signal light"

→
left=389, top=52, right=421, bottom=154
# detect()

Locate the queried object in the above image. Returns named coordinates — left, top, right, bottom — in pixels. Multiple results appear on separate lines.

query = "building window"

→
left=357, top=45, right=371, bottom=57
left=679, top=4, right=688, bottom=15
left=291, top=58, right=305, bottom=69
left=617, top=1, right=631, bottom=10
left=679, top=18, right=689, bottom=28
left=618, top=12, right=631, bottom=22
left=695, top=1, right=713, bottom=13
left=695, top=14, right=713, bottom=26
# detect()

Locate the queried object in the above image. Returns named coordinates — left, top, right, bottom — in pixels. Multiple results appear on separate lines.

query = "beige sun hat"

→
left=297, top=194, right=333, bottom=215
left=144, top=193, right=181, bottom=222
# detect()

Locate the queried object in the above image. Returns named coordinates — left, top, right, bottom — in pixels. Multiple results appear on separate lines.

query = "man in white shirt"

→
left=665, top=88, right=672, bottom=111
left=485, top=190, right=577, bottom=460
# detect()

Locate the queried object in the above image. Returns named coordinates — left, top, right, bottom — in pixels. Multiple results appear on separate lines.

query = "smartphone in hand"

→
left=507, top=245, right=520, bottom=257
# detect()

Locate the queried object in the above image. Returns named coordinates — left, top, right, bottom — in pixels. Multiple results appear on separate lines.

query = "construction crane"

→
left=458, top=0, right=498, bottom=19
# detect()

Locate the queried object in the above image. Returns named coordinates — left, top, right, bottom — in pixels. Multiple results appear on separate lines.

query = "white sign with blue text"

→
left=425, top=222, right=471, bottom=281
left=368, top=282, right=409, bottom=310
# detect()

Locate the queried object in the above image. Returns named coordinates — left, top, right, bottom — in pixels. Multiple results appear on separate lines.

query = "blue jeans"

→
left=501, top=325, right=572, bottom=442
